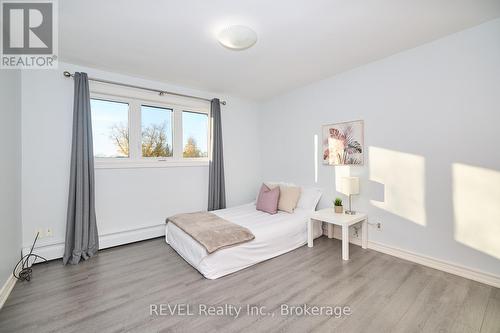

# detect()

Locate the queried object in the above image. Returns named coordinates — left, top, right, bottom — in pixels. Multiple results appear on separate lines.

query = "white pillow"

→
left=296, top=187, right=323, bottom=211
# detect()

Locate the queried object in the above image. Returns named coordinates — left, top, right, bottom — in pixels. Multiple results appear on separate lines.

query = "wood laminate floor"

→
left=0, top=236, right=499, bottom=333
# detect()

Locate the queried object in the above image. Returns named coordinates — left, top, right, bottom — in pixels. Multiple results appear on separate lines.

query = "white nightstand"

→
left=308, top=208, right=368, bottom=260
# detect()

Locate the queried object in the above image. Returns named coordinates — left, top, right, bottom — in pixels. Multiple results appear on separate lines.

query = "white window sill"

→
left=94, top=159, right=209, bottom=169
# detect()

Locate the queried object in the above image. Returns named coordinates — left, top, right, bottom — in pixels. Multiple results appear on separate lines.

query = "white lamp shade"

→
left=341, top=177, right=359, bottom=195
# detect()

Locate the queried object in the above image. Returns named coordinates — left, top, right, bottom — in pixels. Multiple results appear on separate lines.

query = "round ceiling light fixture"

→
left=217, top=25, right=257, bottom=50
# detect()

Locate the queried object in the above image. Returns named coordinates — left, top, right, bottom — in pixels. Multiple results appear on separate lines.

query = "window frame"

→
left=181, top=109, right=210, bottom=160
left=90, top=94, right=133, bottom=160
left=140, top=104, right=175, bottom=160
left=90, top=84, right=210, bottom=169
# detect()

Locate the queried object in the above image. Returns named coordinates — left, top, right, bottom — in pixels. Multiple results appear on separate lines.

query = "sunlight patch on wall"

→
left=369, top=147, right=426, bottom=226
left=453, top=163, right=500, bottom=260
left=314, top=134, right=318, bottom=183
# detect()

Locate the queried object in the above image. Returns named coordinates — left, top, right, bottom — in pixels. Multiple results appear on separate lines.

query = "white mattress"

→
left=166, top=203, right=323, bottom=279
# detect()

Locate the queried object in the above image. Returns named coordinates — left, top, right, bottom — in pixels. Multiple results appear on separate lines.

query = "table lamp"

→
left=341, top=177, right=359, bottom=215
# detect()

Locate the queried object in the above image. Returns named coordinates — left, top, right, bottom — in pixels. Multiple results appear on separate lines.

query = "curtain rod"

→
left=63, top=71, right=226, bottom=105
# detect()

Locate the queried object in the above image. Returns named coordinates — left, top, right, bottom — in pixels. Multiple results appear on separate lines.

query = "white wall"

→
left=259, top=19, right=500, bottom=276
left=0, top=71, right=22, bottom=289
left=16, top=19, right=500, bottom=280
left=21, top=62, right=261, bottom=257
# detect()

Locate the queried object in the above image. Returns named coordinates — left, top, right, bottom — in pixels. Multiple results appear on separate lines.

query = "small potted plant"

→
left=334, top=198, right=343, bottom=213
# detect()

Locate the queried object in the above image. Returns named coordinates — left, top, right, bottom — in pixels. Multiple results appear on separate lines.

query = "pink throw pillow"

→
left=256, top=184, right=280, bottom=214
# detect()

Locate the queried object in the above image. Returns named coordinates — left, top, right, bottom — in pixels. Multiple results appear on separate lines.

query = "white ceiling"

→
left=60, top=0, right=500, bottom=101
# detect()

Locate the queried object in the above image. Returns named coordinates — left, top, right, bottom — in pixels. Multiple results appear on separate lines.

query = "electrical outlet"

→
left=368, top=222, right=383, bottom=231
left=36, top=228, right=45, bottom=238
left=352, top=226, right=360, bottom=238
left=46, top=228, right=53, bottom=237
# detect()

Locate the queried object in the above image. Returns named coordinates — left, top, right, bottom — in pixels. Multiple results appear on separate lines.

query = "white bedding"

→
left=166, top=203, right=323, bottom=279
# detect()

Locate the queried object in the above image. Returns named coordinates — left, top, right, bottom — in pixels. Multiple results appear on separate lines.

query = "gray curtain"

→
left=63, top=72, right=99, bottom=265
left=208, top=98, right=226, bottom=211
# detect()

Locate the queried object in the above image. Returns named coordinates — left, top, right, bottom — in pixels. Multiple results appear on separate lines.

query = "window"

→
left=89, top=90, right=209, bottom=168
left=182, top=111, right=208, bottom=158
left=141, top=106, right=173, bottom=158
left=90, top=99, right=129, bottom=158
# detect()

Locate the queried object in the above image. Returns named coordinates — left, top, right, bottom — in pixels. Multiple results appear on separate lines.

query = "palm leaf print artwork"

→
left=322, top=120, right=364, bottom=165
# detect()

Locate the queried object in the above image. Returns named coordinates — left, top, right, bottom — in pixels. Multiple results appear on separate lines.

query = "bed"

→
left=166, top=202, right=323, bottom=279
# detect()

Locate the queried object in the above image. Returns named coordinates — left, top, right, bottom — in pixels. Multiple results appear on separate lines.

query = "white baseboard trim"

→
left=367, top=241, right=500, bottom=289
left=0, top=271, right=19, bottom=310
left=322, top=225, right=500, bottom=288
left=23, top=224, right=165, bottom=261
